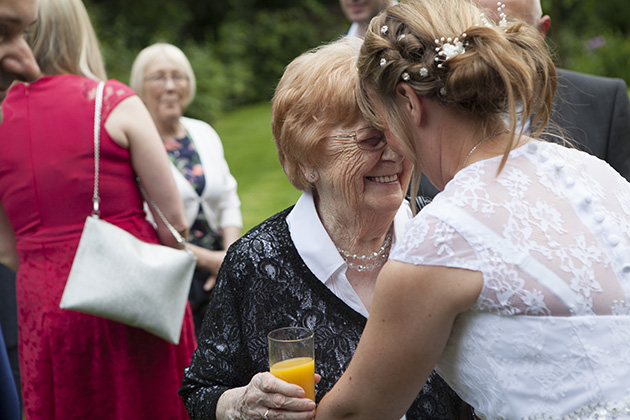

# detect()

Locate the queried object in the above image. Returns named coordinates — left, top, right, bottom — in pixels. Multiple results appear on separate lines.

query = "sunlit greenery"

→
left=81, top=0, right=630, bottom=232
left=85, top=0, right=630, bottom=126
left=213, top=103, right=300, bottom=232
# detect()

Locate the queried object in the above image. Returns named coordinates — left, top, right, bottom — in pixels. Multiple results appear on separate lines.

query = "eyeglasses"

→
left=144, top=73, right=189, bottom=86
left=329, top=126, right=387, bottom=151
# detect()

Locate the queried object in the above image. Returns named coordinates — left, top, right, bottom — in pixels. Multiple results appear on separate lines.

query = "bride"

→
left=315, top=0, right=630, bottom=418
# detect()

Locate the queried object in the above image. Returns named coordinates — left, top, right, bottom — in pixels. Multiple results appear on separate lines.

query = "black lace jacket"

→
left=179, top=207, right=465, bottom=420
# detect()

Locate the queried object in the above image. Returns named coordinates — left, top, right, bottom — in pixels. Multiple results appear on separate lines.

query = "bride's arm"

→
left=315, top=261, right=482, bottom=419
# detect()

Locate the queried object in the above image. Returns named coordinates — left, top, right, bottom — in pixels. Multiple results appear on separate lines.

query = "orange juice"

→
left=270, top=356, right=315, bottom=401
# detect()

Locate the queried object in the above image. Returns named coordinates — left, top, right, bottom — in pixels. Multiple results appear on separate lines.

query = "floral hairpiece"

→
left=434, top=34, right=468, bottom=69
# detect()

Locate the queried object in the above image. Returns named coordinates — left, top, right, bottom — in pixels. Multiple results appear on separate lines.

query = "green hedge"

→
left=90, top=0, right=629, bottom=127
left=92, top=0, right=348, bottom=124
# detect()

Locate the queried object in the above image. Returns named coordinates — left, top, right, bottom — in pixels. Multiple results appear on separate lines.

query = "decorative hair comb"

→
left=434, top=34, right=468, bottom=69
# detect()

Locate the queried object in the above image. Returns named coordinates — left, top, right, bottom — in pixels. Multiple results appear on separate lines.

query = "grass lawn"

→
left=213, top=102, right=301, bottom=233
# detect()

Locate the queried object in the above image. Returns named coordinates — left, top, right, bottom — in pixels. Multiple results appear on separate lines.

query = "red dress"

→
left=0, top=75, right=196, bottom=420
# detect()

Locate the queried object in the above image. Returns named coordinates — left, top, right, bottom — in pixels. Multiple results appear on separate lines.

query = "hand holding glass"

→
left=267, top=327, right=315, bottom=401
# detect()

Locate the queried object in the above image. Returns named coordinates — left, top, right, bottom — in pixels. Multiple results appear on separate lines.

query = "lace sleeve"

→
left=390, top=208, right=479, bottom=273
left=100, top=79, right=137, bottom=121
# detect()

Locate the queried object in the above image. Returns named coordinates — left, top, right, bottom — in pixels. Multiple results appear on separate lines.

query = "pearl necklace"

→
left=337, top=231, right=393, bottom=272
left=462, top=129, right=510, bottom=168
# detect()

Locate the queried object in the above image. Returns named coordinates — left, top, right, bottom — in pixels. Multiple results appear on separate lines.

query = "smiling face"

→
left=314, top=119, right=412, bottom=218
left=141, top=55, right=191, bottom=126
left=0, top=0, right=39, bottom=124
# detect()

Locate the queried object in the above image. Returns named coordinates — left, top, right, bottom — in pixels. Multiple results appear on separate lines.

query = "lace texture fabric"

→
left=439, top=313, right=630, bottom=419
left=180, top=207, right=465, bottom=420
left=390, top=141, right=630, bottom=419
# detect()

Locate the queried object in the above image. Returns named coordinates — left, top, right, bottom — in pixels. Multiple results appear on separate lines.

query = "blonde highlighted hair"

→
left=27, top=0, right=106, bottom=80
left=357, top=0, right=556, bottom=200
left=271, top=36, right=364, bottom=191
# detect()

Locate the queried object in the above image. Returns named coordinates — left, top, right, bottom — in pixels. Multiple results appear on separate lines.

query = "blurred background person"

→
left=340, top=0, right=394, bottom=38
left=479, top=0, right=630, bottom=179
left=0, top=0, right=196, bottom=418
left=418, top=0, right=630, bottom=199
left=180, top=36, right=469, bottom=420
left=0, top=265, right=21, bottom=418
left=0, top=1, right=39, bottom=418
left=315, top=0, right=630, bottom=418
left=130, top=43, right=242, bottom=335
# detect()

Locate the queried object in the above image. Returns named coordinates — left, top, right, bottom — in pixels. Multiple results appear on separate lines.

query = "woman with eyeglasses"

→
left=130, top=43, right=242, bottom=335
left=179, top=36, right=469, bottom=420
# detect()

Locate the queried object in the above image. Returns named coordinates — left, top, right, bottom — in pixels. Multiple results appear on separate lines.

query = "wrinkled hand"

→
left=218, top=372, right=316, bottom=420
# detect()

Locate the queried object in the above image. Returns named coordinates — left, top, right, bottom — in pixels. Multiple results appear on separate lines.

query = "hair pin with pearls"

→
left=480, top=2, right=508, bottom=29
left=434, top=33, right=468, bottom=69
left=497, top=2, right=508, bottom=28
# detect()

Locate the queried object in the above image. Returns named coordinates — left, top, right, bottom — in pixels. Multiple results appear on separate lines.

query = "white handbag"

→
left=60, top=81, right=196, bottom=344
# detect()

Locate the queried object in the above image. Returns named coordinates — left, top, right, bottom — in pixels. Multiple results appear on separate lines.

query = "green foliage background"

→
left=82, top=0, right=630, bottom=229
left=542, top=0, right=630, bottom=85
left=86, top=0, right=349, bottom=123
left=85, top=0, right=630, bottom=123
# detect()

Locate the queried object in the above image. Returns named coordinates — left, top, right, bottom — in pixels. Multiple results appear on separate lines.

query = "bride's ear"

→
left=395, top=82, right=423, bottom=127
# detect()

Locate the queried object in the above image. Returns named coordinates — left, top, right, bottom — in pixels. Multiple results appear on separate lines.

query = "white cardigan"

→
left=172, top=117, right=242, bottom=232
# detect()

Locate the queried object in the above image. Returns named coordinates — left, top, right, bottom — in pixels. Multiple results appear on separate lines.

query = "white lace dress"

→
left=390, top=141, right=630, bottom=419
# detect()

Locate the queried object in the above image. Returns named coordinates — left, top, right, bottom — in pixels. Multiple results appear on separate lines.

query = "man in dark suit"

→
left=0, top=1, right=40, bottom=419
left=419, top=0, right=630, bottom=199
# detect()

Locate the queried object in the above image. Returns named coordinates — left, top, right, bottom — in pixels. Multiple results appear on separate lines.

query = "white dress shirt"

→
left=287, top=192, right=411, bottom=420
left=286, top=191, right=411, bottom=318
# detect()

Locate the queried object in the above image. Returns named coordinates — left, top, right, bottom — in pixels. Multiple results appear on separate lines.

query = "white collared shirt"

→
left=286, top=191, right=411, bottom=318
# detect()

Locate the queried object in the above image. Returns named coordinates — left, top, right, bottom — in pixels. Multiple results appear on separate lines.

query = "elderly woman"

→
left=130, top=43, right=242, bottom=333
left=316, top=0, right=630, bottom=419
left=179, top=36, right=468, bottom=420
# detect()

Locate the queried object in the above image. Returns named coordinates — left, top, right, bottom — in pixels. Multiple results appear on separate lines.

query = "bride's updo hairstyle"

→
left=357, top=0, right=556, bottom=174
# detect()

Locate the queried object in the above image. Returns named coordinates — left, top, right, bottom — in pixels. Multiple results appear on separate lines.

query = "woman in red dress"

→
left=0, top=0, right=196, bottom=418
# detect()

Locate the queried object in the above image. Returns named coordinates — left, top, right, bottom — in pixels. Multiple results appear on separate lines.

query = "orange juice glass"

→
left=267, top=327, right=315, bottom=401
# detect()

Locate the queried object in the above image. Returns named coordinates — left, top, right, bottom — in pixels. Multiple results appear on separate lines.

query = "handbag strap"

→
left=90, top=80, right=189, bottom=250
left=91, top=81, right=105, bottom=216
left=137, top=180, right=188, bottom=249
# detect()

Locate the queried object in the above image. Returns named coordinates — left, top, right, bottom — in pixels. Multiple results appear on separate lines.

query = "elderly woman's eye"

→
left=356, top=128, right=386, bottom=150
